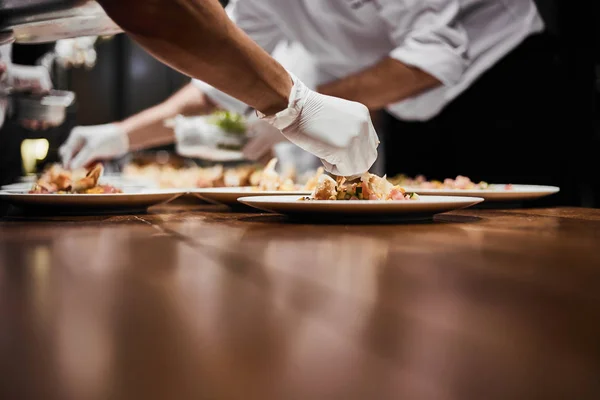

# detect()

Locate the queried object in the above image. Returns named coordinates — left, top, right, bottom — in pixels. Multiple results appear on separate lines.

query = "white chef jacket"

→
left=196, top=0, right=544, bottom=121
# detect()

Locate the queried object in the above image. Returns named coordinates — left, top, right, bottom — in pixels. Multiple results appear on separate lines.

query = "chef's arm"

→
left=317, top=58, right=441, bottom=110
left=118, top=82, right=218, bottom=151
left=321, top=0, right=467, bottom=110
left=96, top=0, right=291, bottom=116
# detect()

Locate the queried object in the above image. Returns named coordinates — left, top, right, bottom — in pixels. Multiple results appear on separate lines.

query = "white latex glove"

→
left=8, top=64, right=52, bottom=94
left=258, top=75, right=379, bottom=177
left=59, top=124, right=129, bottom=169
left=173, top=115, right=246, bottom=161
left=54, top=36, right=98, bottom=69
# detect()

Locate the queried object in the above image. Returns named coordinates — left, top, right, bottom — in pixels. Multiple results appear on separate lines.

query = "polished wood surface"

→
left=1, top=203, right=599, bottom=400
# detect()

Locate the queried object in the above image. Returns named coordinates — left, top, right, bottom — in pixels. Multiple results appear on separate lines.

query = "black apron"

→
left=382, top=33, right=584, bottom=207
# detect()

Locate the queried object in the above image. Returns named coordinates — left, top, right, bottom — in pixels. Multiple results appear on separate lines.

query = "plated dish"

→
left=29, top=164, right=122, bottom=194
left=388, top=174, right=559, bottom=201
left=389, top=174, right=510, bottom=190
left=0, top=164, right=183, bottom=213
left=239, top=172, right=483, bottom=222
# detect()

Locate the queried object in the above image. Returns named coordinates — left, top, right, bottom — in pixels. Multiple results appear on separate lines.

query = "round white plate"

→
left=2, top=177, right=157, bottom=193
left=238, top=195, right=484, bottom=222
left=400, top=184, right=560, bottom=201
left=190, top=186, right=311, bottom=206
left=0, top=189, right=185, bottom=212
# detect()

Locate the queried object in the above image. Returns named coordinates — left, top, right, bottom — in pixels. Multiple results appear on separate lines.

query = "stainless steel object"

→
left=1, top=1, right=122, bottom=44
left=9, top=90, right=76, bottom=126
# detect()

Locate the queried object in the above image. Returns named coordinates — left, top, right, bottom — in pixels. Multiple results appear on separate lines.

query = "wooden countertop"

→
left=1, top=203, right=599, bottom=399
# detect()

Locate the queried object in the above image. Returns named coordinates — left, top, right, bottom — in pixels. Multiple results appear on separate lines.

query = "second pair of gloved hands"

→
left=60, top=76, right=379, bottom=176
left=0, top=61, right=54, bottom=130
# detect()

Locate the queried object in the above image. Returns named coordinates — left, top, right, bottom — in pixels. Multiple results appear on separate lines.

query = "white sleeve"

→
left=378, top=0, right=469, bottom=86
left=192, top=0, right=287, bottom=115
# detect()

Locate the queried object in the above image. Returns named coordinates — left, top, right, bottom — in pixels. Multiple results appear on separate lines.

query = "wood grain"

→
left=1, top=205, right=599, bottom=399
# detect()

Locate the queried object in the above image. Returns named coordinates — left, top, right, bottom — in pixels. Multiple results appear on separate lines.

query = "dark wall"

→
left=68, top=35, right=189, bottom=126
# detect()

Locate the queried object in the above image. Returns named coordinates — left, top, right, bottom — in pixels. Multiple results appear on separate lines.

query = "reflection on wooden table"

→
left=0, top=204, right=599, bottom=399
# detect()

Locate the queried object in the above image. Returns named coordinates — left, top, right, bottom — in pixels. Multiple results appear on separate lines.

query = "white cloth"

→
left=211, top=0, right=544, bottom=121
left=172, top=114, right=247, bottom=161
left=258, top=75, right=379, bottom=176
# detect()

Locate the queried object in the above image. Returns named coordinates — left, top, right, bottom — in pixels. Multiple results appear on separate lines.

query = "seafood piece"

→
left=72, top=164, right=103, bottom=192
left=256, top=158, right=298, bottom=191
left=305, top=173, right=419, bottom=201
left=302, top=167, right=324, bottom=191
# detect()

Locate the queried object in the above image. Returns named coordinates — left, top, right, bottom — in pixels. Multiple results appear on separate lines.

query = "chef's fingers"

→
left=69, top=146, right=95, bottom=170
left=60, top=135, right=86, bottom=167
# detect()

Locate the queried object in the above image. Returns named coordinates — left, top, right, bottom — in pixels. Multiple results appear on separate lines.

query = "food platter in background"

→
left=389, top=174, right=559, bottom=202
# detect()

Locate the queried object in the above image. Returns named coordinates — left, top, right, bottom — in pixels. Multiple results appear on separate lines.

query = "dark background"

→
left=1, top=0, right=598, bottom=206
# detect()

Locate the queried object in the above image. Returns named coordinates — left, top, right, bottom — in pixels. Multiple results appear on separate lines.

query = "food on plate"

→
left=123, top=158, right=322, bottom=191
left=389, top=174, right=513, bottom=191
left=301, top=167, right=324, bottom=191
left=254, top=158, right=297, bottom=191
left=29, top=164, right=122, bottom=194
left=302, top=173, right=420, bottom=201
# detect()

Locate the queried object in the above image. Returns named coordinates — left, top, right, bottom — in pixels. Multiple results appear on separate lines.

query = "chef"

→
left=66, top=0, right=561, bottom=189
left=203, top=0, right=552, bottom=185
left=61, top=0, right=380, bottom=177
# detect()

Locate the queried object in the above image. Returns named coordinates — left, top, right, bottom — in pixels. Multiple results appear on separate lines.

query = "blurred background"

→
left=0, top=0, right=598, bottom=206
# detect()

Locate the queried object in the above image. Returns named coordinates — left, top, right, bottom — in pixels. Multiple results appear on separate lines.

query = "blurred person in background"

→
left=0, top=43, right=56, bottom=186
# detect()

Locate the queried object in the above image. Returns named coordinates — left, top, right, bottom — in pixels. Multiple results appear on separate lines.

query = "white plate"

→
left=190, top=186, right=311, bottom=206
left=0, top=189, right=185, bottom=213
left=238, top=195, right=484, bottom=222
left=2, top=178, right=158, bottom=193
left=400, top=184, right=560, bottom=201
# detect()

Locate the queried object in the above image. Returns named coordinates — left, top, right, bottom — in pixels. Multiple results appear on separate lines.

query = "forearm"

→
left=118, top=82, right=217, bottom=151
left=97, top=0, right=291, bottom=116
left=317, top=57, right=441, bottom=110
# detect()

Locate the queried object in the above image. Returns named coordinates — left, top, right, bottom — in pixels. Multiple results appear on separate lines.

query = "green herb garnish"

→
left=208, top=110, right=247, bottom=135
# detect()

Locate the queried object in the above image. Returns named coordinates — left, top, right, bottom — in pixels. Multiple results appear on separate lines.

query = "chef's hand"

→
left=259, top=75, right=379, bottom=176
left=59, top=123, right=129, bottom=169
left=54, top=36, right=98, bottom=69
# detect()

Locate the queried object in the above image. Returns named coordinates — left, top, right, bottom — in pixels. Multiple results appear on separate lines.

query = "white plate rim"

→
left=399, top=184, right=559, bottom=195
left=238, top=194, right=484, bottom=206
left=188, top=186, right=311, bottom=195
